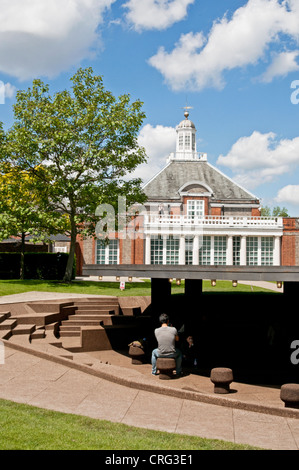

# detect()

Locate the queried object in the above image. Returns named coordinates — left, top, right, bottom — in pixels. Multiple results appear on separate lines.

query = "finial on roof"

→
left=182, top=105, right=193, bottom=119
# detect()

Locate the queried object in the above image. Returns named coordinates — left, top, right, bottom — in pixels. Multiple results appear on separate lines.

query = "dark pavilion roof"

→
left=143, top=160, right=259, bottom=203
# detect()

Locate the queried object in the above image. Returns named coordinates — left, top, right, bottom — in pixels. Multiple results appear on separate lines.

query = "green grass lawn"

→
left=0, top=278, right=276, bottom=298
left=0, top=398, right=260, bottom=450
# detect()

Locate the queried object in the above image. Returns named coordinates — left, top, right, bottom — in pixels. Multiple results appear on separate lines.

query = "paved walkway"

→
left=0, top=289, right=299, bottom=451
left=1, top=344, right=299, bottom=450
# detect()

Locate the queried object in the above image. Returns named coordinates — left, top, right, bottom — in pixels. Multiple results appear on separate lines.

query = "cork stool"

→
left=129, top=345, right=146, bottom=365
left=156, top=357, right=176, bottom=380
left=280, top=384, right=299, bottom=409
left=210, top=367, right=233, bottom=394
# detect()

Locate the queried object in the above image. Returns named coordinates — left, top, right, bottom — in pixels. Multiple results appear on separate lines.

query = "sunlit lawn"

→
left=0, top=399, right=260, bottom=450
left=0, top=278, right=276, bottom=298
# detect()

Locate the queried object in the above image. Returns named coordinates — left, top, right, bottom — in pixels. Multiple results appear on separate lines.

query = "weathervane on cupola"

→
left=182, top=104, right=193, bottom=120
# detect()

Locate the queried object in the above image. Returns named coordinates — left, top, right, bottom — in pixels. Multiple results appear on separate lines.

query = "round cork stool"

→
left=210, top=367, right=233, bottom=394
left=280, top=384, right=299, bottom=409
left=156, top=357, right=176, bottom=380
left=129, top=345, right=145, bottom=365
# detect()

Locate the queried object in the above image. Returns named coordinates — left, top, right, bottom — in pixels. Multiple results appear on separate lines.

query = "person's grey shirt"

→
left=155, top=326, right=177, bottom=355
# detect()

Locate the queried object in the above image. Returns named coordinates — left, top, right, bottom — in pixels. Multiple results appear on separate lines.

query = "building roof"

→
left=143, top=160, right=259, bottom=203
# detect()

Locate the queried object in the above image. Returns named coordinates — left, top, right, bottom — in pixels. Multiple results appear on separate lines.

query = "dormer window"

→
left=187, top=199, right=205, bottom=218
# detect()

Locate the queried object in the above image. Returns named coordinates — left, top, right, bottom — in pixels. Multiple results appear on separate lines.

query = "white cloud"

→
left=276, top=185, right=299, bottom=205
left=130, top=123, right=176, bottom=182
left=217, top=131, right=299, bottom=189
left=260, top=50, right=299, bottom=82
left=123, top=0, right=194, bottom=31
left=0, top=81, right=17, bottom=104
left=149, top=0, right=299, bottom=91
left=0, top=0, right=116, bottom=80
left=4, top=83, right=17, bottom=99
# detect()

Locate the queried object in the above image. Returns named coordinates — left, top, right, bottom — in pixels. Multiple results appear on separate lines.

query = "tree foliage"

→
left=261, top=205, right=289, bottom=217
left=0, top=165, right=69, bottom=278
left=5, top=67, right=147, bottom=281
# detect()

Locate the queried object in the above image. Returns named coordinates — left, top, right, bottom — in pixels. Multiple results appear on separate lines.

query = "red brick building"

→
left=75, top=111, right=298, bottom=274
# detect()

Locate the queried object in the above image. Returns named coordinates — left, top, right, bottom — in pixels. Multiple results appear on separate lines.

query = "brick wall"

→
left=252, top=208, right=261, bottom=217
left=75, top=239, right=84, bottom=275
left=211, top=207, right=222, bottom=216
left=120, top=236, right=132, bottom=264
left=133, top=236, right=144, bottom=264
left=83, top=237, right=94, bottom=265
left=282, top=218, right=299, bottom=265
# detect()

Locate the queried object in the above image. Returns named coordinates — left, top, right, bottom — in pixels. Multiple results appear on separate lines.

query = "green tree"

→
left=0, top=165, right=69, bottom=279
left=261, top=205, right=289, bottom=217
left=6, top=67, right=147, bottom=282
left=272, top=206, right=289, bottom=217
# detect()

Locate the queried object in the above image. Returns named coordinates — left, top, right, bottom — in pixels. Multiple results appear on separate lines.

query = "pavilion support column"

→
left=145, top=234, right=151, bottom=265
left=284, top=281, right=299, bottom=299
left=240, top=236, right=247, bottom=266
left=227, top=236, right=233, bottom=266
left=273, top=236, right=281, bottom=266
left=184, top=279, right=203, bottom=332
left=151, top=278, right=172, bottom=319
left=185, top=279, right=203, bottom=298
left=179, top=235, right=185, bottom=265
left=193, top=235, right=199, bottom=265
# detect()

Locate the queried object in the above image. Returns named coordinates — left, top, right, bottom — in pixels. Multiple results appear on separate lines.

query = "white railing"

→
left=144, top=214, right=283, bottom=229
left=167, top=152, right=208, bottom=162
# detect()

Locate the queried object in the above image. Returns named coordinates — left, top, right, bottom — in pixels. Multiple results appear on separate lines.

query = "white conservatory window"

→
left=151, top=236, right=163, bottom=265
left=199, top=236, right=211, bottom=265
left=261, top=237, right=274, bottom=266
left=96, top=239, right=119, bottom=265
left=233, top=236, right=241, bottom=266
left=246, top=237, right=258, bottom=266
left=166, top=236, right=179, bottom=265
left=185, top=236, right=193, bottom=265
left=214, top=236, right=227, bottom=265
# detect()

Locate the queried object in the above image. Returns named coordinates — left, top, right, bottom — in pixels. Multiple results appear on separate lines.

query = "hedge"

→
left=0, top=252, right=75, bottom=280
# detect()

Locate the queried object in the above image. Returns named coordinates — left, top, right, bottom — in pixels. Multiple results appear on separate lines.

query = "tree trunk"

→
left=63, top=215, right=77, bottom=283
left=20, top=232, right=25, bottom=280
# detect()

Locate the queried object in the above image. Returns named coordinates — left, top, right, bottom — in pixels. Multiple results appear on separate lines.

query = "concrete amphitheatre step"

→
left=59, top=326, right=81, bottom=337
left=0, top=312, right=11, bottom=322
left=74, top=300, right=119, bottom=306
left=0, top=319, right=17, bottom=330
left=75, top=308, right=116, bottom=315
left=76, top=306, right=119, bottom=314
left=75, top=314, right=136, bottom=325
left=12, top=324, right=36, bottom=335
left=31, top=328, right=46, bottom=339
left=73, top=314, right=112, bottom=322
left=61, top=319, right=103, bottom=327
left=74, top=300, right=119, bottom=304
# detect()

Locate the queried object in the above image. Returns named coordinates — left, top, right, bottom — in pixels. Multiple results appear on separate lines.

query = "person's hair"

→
left=159, top=313, right=169, bottom=325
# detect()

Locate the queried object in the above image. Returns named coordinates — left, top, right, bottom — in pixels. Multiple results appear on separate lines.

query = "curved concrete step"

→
left=0, top=319, right=17, bottom=330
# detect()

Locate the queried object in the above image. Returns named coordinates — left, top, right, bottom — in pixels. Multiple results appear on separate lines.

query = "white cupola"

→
left=167, top=108, right=207, bottom=162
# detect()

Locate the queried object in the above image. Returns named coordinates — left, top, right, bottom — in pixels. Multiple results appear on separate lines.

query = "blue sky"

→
left=1, top=0, right=299, bottom=214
